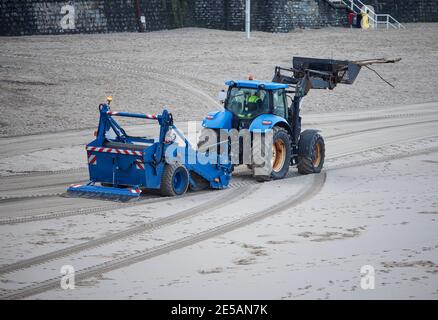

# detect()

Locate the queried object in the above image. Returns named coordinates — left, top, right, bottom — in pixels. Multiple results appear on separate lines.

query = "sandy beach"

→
left=0, top=24, right=437, bottom=300
left=1, top=24, right=438, bottom=137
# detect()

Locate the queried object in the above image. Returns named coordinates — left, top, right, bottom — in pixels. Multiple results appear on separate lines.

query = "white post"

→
left=245, top=0, right=250, bottom=39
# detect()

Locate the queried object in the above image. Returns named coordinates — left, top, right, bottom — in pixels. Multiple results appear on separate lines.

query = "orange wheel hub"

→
left=272, top=139, right=286, bottom=173
left=313, top=142, right=322, bottom=167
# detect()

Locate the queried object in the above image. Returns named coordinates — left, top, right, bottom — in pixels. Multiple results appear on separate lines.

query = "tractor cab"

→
left=200, top=79, right=296, bottom=180
left=222, top=80, right=290, bottom=130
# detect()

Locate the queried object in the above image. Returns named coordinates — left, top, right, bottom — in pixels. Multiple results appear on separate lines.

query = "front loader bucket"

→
left=293, top=56, right=362, bottom=86
left=67, top=183, right=141, bottom=202
left=292, top=56, right=400, bottom=87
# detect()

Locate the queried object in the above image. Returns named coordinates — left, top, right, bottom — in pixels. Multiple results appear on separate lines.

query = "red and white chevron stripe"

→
left=88, top=153, right=97, bottom=165
left=86, top=146, right=142, bottom=156
left=106, top=111, right=119, bottom=116
left=134, top=159, right=145, bottom=170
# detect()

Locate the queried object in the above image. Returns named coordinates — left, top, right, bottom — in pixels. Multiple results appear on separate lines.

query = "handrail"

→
left=355, top=0, right=406, bottom=29
left=376, top=14, right=405, bottom=29
left=326, top=0, right=405, bottom=29
left=338, top=0, right=405, bottom=29
left=340, top=0, right=377, bottom=24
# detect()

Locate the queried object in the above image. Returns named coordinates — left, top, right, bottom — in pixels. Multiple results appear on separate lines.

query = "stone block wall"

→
left=0, top=0, right=437, bottom=36
left=368, top=0, right=438, bottom=23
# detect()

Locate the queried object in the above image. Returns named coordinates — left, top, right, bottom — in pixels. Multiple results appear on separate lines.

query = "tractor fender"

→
left=249, top=114, right=292, bottom=135
left=202, top=110, right=233, bottom=130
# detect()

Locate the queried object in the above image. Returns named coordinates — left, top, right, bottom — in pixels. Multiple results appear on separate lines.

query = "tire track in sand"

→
left=0, top=176, right=255, bottom=225
left=0, top=173, right=325, bottom=300
left=0, top=184, right=257, bottom=276
left=2, top=140, right=438, bottom=299
left=0, top=119, right=437, bottom=224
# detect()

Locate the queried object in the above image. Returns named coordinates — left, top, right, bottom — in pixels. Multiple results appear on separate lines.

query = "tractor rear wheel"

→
left=253, top=127, right=291, bottom=181
left=160, top=164, right=189, bottom=196
left=297, top=130, right=325, bottom=175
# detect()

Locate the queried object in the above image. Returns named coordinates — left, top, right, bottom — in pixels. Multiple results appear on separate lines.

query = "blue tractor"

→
left=199, top=56, right=400, bottom=181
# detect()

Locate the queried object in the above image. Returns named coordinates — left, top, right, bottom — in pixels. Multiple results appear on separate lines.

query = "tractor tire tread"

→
left=297, top=130, right=325, bottom=175
left=253, top=126, right=291, bottom=181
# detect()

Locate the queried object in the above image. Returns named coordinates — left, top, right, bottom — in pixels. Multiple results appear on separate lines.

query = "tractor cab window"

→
left=225, top=87, right=269, bottom=119
left=273, top=89, right=287, bottom=119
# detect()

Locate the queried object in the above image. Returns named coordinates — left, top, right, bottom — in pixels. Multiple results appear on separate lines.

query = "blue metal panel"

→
left=143, top=144, right=165, bottom=189
left=87, top=150, right=145, bottom=187
left=202, top=110, right=233, bottom=130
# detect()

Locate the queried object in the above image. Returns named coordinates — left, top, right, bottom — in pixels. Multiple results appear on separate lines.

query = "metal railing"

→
left=374, top=13, right=405, bottom=29
left=326, top=0, right=405, bottom=29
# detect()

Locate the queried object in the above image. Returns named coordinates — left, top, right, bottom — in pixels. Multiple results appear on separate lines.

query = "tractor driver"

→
left=238, top=91, right=267, bottom=119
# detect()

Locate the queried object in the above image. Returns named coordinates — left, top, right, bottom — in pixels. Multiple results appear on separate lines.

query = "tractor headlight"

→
left=165, top=129, right=177, bottom=143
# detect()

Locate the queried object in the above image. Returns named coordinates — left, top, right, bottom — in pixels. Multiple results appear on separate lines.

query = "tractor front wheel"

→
left=160, top=164, right=189, bottom=196
left=297, top=130, right=325, bottom=175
